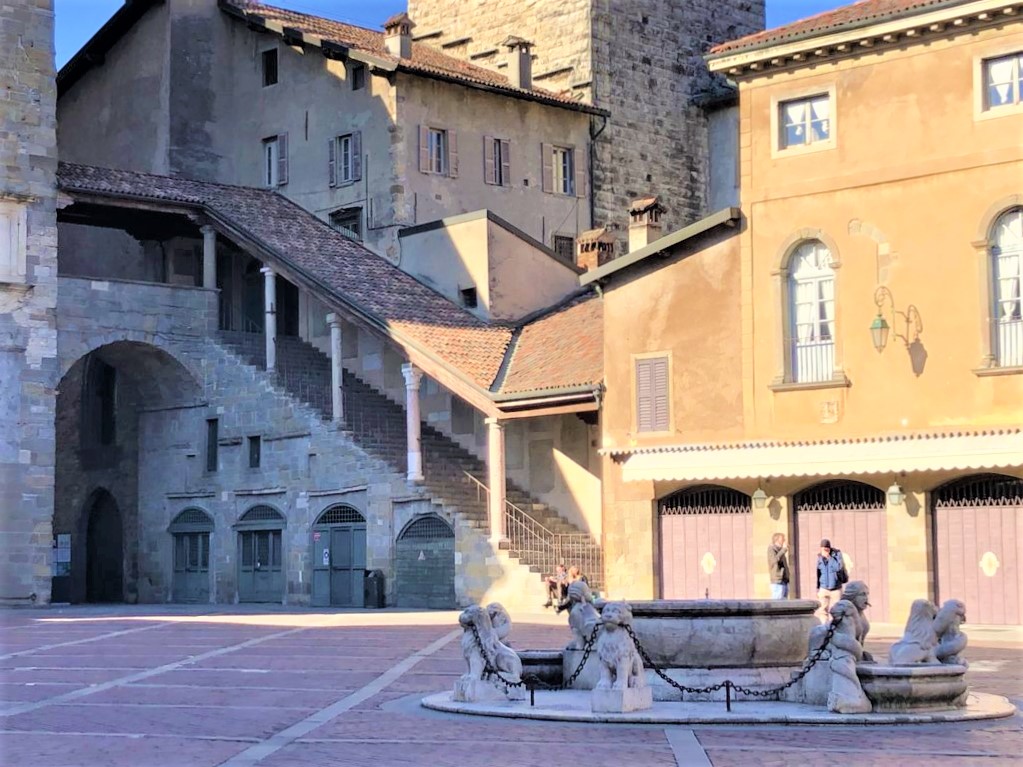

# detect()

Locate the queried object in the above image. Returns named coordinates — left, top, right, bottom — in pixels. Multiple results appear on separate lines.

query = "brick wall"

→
left=0, top=0, right=59, bottom=603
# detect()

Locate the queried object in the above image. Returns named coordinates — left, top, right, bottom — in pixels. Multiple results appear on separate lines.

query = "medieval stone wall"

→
left=0, top=0, right=59, bottom=603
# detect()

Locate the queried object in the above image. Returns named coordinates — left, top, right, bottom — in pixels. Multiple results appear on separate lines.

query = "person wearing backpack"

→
left=816, top=538, right=848, bottom=623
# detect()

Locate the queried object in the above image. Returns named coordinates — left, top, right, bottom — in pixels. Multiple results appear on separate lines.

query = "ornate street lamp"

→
left=752, top=486, right=768, bottom=509
left=870, top=313, right=890, bottom=353
left=887, top=481, right=906, bottom=507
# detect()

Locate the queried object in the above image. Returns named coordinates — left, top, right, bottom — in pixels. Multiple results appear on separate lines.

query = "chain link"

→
left=468, top=621, right=600, bottom=694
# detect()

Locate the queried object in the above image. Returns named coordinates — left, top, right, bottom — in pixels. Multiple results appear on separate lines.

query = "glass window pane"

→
left=201, top=534, right=209, bottom=570
left=241, top=533, right=253, bottom=567
left=272, top=532, right=282, bottom=567
left=257, top=532, right=270, bottom=566
left=188, top=534, right=199, bottom=568
left=174, top=534, right=185, bottom=571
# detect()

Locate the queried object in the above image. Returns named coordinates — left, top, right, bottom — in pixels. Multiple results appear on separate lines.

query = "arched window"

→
left=992, top=208, right=1023, bottom=367
left=788, top=240, right=835, bottom=383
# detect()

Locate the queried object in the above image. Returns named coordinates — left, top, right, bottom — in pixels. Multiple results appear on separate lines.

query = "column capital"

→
left=326, top=312, right=342, bottom=328
left=199, top=224, right=216, bottom=236
left=484, top=417, right=504, bottom=430
left=401, top=362, right=423, bottom=389
left=260, top=265, right=275, bottom=277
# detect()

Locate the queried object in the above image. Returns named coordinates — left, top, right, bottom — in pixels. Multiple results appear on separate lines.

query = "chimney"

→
left=628, top=196, right=666, bottom=253
left=576, top=226, right=617, bottom=271
left=502, top=36, right=533, bottom=90
left=383, top=12, right=414, bottom=59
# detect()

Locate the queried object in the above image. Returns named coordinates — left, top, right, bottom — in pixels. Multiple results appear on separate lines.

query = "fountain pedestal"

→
left=857, top=664, right=968, bottom=711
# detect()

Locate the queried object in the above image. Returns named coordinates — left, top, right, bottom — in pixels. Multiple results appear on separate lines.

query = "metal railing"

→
left=997, top=318, right=1023, bottom=367
left=464, top=471, right=603, bottom=589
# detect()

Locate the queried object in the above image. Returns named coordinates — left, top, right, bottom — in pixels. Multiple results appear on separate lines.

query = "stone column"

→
left=327, top=313, right=344, bottom=424
left=200, top=224, right=217, bottom=289
left=401, top=363, right=424, bottom=482
left=485, top=417, right=506, bottom=542
left=260, top=266, right=276, bottom=371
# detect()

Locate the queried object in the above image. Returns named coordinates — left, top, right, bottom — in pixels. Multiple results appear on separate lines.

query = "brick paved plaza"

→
left=0, top=606, right=1019, bottom=766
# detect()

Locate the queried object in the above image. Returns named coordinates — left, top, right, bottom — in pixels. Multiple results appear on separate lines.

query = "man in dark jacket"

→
left=767, top=533, right=790, bottom=599
left=816, top=538, right=847, bottom=623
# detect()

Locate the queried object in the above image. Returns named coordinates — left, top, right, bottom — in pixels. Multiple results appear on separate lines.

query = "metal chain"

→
left=468, top=621, right=600, bottom=693
left=729, top=616, right=841, bottom=698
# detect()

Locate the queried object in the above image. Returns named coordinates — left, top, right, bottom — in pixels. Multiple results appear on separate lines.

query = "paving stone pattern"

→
left=0, top=606, right=1019, bottom=767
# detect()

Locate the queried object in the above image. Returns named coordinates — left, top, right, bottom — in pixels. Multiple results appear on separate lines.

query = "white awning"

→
left=617, top=430, right=1023, bottom=483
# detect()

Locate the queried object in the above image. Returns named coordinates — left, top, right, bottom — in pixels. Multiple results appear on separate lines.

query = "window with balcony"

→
left=992, top=208, right=1023, bottom=367
left=788, top=240, right=835, bottom=383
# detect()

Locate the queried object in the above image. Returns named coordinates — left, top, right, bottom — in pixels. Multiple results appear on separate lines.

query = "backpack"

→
left=835, top=550, right=850, bottom=585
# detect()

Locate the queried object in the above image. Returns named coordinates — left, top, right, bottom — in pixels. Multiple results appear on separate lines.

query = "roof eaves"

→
left=579, top=207, right=741, bottom=286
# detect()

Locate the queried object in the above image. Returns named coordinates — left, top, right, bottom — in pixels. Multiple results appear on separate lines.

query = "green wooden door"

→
left=172, top=532, right=210, bottom=603
left=238, top=530, right=283, bottom=602
left=330, top=525, right=366, bottom=607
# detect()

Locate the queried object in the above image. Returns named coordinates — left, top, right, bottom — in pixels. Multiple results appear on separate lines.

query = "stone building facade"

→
left=407, top=0, right=766, bottom=247
left=0, top=0, right=59, bottom=604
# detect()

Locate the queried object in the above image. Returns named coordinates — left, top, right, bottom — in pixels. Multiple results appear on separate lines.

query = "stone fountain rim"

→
left=609, top=599, right=819, bottom=617
left=857, top=663, right=969, bottom=678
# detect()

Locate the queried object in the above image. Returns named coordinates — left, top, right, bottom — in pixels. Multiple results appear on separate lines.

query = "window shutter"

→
left=636, top=359, right=653, bottom=433
left=636, top=356, right=669, bottom=432
left=328, top=137, right=337, bottom=187
left=651, top=356, right=669, bottom=431
left=574, top=145, right=587, bottom=199
left=277, top=133, right=289, bottom=186
left=483, top=135, right=496, bottom=185
left=500, top=139, right=510, bottom=186
left=419, top=125, right=429, bottom=173
left=447, top=129, right=458, bottom=178
left=541, top=142, right=553, bottom=193
left=352, top=131, right=362, bottom=181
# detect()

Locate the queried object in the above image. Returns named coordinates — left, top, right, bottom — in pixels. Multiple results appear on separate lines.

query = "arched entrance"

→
left=85, top=489, right=123, bottom=603
left=658, top=485, right=752, bottom=599
left=236, top=505, right=286, bottom=603
left=396, top=515, right=455, bottom=608
left=311, top=505, right=367, bottom=607
left=169, top=508, right=214, bottom=603
left=933, top=474, right=1023, bottom=625
left=793, top=480, right=889, bottom=620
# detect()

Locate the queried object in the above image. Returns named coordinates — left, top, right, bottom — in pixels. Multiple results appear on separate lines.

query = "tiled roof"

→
left=710, top=0, right=969, bottom=55
left=221, top=1, right=603, bottom=114
left=498, top=294, right=603, bottom=395
left=57, top=163, right=513, bottom=390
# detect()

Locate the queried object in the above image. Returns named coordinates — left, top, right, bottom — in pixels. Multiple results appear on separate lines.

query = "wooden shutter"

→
left=483, top=135, right=496, bottom=185
left=277, top=132, right=288, bottom=186
left=447, top=129, right=458, bottom=178
left=328, top=137, right=337, bottom=187
left=500, top=139, right=510, bottom=186
left=636, top=356, right=669, bottom=432
left=651, top=356, right=669, bottom=431
left=541, top=142, right=553, bottom=193
left=419, top=125, right=429, bottom=173
left=352, top=131, right=362, bottom=181
left=574, top=144, right=587, bottom=198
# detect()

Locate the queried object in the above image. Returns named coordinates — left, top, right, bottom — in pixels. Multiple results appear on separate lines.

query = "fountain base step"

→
left=422, top=690, right=1015, bottom=725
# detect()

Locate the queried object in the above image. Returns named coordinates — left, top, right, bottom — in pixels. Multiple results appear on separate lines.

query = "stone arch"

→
left=974, top=194, right=1023, bottom=245
left=773, top=227, right=843, bottom=275
left=81, top=487, right=123, bottom=603
left=395, top=514, right=456, bottom=608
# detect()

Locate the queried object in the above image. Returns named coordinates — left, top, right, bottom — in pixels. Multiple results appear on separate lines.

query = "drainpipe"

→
left=588, top=114, right=608, bottom=226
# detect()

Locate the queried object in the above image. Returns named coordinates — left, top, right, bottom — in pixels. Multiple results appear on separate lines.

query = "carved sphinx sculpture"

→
left=591, top=601, right=652, bottom=712
left=840, top=580, right=874, bottom=662
left=933, top=599, right=968, bottom=667
left=454, top=604, right=526, bottom=702
left=889, top=599, right=940, bottom=665
left=564, top=580, right=601, bottom=651
left=825, top=600, right=873, bottom=714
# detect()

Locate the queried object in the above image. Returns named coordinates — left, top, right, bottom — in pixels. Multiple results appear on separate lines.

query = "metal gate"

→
left=311, top=505, right=366, bottom=607
left=794, top=481, right=889, bottom=621
left=934, top=474, right=1023, bottom=626
left=169, top=508, right=213, bottom=603
left=659, top=485, right=753, bottom=600
left=396, top=514, right=456, bottom=608
left=236, top=505, right=285, bottom=603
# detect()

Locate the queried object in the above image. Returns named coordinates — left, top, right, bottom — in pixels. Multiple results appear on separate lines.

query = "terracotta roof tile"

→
left=499, top=294, right=603, bottom=395
left=710, top=0, right=969, bottom=56
left=222, top=1, right=602, bottom=113
left=57, top=163, right=513, bottom=390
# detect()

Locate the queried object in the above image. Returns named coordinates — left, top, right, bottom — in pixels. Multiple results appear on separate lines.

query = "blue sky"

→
left=55, top=1, right=848, bottom=67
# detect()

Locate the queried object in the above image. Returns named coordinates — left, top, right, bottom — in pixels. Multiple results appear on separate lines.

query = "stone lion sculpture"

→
left=486, top=602, right=512, bottom=643
left=826, top=600, right=872, bottom=714
left=565, top=580, right=600, bottom=651
left=840, top=580, right=874, bottom=662
left=595, top=601, right=645, bottom=691
left=454, top=604, right=525, bottom=701
left=933, top=599, right=968, bottom=667
left=889, top=599, right=939, bottom=665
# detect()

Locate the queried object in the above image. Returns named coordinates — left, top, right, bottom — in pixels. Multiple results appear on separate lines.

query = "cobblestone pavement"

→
left=0, top=606, right=1019, bottom=766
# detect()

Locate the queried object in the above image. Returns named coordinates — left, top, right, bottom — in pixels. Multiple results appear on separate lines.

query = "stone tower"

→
left=407, top=0, right=765, bottom=248
left=0, top=0, right=60, bottom=602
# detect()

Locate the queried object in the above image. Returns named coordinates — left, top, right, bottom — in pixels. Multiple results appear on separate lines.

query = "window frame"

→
left=328, top=207, right=362, bottom=241
left=428, top=128, right=447, bottom=175
left=263, top=137, right=279, bottom=187
left=261, top=47, right=279, bottom=88
left=787, top=240, right=837, bottom=385
left=350, top=62, right=366, bottom=91
left=552, top=234, right=575, bottom=262
left=990, top=207, right=1023, bottom=369
left=552, top=145, right=575, bottom=196
left=770, top=85, right=837, bottom=158
left=206, top=418, right=219, bottom=474
left=338, top=134, right=354, bottom=184
left=248, top=435, right=262, bottom=470
left=632, top=352, right=672, bottom=435
left=0, top=201, right=27, bottom=284
left=975, top=47, right=1023, bottom=121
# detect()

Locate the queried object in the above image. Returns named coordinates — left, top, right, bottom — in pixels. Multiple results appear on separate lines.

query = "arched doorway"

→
left=396, top=515, right=455, bottom=608
left=235, top=505, right=285, bottom=603
left=85, top=489, right=123, bottom=603
left=933, top=474, right=1023, bottom=625
left=793, top=480, right=889, bottom=620
left=658, top=485, right=752, bottom=599
left=311, top=504, right=366, bottom=607
left=169, top=508, right=214, bottom=603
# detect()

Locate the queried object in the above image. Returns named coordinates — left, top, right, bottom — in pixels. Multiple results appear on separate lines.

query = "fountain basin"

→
left=858, top=664, right=969, bottom=711
left=563, top=599, right=819, bottom=701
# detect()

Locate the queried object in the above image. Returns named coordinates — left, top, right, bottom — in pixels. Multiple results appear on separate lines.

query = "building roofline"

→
left=579, top=207, right=741, bottom=286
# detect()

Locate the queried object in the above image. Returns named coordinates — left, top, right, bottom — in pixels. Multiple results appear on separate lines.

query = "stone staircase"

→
left=216, top=331, right=603, bottom=590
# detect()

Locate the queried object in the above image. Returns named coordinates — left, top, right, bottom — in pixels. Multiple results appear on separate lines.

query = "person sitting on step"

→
left=542, top=563, right=568, bottom=609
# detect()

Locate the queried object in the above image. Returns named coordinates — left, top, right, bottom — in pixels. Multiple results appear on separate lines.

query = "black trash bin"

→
left=364, top=569, right=386, bottom=608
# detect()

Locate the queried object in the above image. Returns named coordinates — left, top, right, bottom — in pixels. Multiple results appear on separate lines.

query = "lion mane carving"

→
left=933, top=599, right=968, bottom=667
left=458, top=604, right=523, bottom=687
left=595, top=601, right=646, bottom=691
left=565, top=580, right=600, bottom=651
left=889, top=599, right=939, bottom=665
